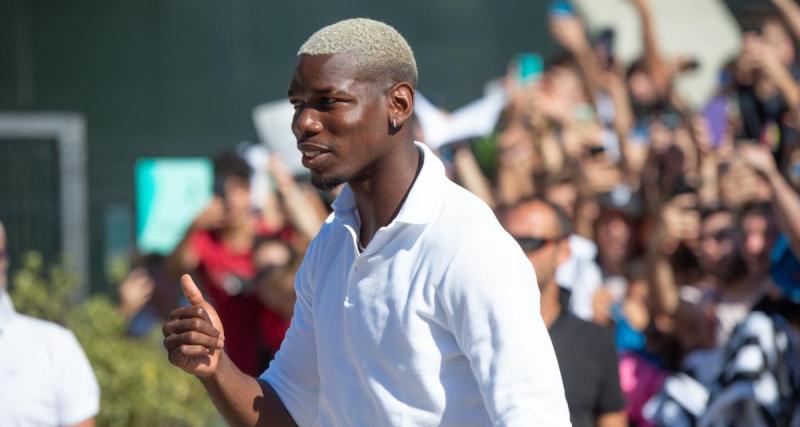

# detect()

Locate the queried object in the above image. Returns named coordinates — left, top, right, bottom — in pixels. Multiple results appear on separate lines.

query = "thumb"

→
left=181, top=274, right=207, bottom=306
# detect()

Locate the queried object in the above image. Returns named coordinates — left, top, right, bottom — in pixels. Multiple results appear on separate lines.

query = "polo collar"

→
left=331, top=141, right=445, bottom=225
left=0, top=289, right=16, bottom=333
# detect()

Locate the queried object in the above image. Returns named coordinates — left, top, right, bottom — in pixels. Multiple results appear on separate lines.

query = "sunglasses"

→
left=513, top=235, right=562, bottom=253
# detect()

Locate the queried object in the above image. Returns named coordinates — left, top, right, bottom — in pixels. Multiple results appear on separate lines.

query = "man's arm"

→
left=597, top=411, right=627, bottom=427
left=70, top=418, right=95, bottom=427
left=200, top=353, right=296, bottom=427
left=163, top=275, right=296, bottom=427
left=739, top=144, right=800, bottom=258
left=165, top=199, right=224, bottom=280
left=772, top=0, right=800, bottom=43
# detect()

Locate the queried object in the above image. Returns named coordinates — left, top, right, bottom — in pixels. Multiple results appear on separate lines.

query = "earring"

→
left=392, top=118, right=397, bottom=128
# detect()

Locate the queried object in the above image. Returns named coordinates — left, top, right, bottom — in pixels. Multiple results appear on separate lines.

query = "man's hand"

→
left=163, top=274, right=225, bottom=377
left=193, top=198, right=226, bottom=230
left=738, top=143, right=779, bottom=178
left=549, top=15, right=589, bottom=54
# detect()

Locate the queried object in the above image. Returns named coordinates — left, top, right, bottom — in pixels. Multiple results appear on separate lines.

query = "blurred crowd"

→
left=114, top=1, right=800, bottom=426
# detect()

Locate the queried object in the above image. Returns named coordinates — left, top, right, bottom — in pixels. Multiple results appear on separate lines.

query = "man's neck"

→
left=351, top=139, right=420, bottom=247
left=540, top=281, right=562, bottom=328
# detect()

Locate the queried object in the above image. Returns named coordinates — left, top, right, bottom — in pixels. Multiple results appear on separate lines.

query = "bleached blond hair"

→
left=298, top=18, right=418, bottom=87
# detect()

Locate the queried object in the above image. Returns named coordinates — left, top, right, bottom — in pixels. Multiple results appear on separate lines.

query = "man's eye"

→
left=320, top=97, right=338, bottom=105
left=290, top=100, right=304, bottom=109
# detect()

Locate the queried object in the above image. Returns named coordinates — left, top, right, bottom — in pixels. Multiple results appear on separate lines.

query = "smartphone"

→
left=516, top=53, right=543, bottom=85
left=595, top=28, right=615, bottom=69
left=549, top=0, right=576, bottom=19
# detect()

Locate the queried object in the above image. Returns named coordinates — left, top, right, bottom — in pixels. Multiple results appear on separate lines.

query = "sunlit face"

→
left=222, top=177, right=251, bottom=224
left=628, top=70, right=658, bottom=106
left=288, top=53, right=391, bottom=190
left=544, top=182, right=578, bottom=218
left=740, top=211, right=778, bottom=276
left=698, top=211, right=738, bottom=277
left=595, top=212, right=633, bottom=266
left=543, top=65, right=584, bottom=108
left=503, top=203, right=568, bottom=291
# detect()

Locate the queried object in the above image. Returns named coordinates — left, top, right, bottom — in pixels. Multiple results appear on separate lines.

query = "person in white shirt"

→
left=162, top=18, right=570, bottom=427
left=0, top=219, right=100, bottom=427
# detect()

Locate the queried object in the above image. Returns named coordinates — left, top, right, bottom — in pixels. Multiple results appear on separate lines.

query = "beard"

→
left=310, top=172, right=348, bottom=191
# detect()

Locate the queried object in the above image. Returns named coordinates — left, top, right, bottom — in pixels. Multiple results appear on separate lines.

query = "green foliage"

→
left=472, top=133, right=499, bottom=183
left=10, top=252, right=222, bottom=427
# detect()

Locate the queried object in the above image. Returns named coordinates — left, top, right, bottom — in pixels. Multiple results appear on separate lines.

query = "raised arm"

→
left=269, top=156, right=327, bottom=241
left=739, top=144, right=800, bottom=258
left=771, top=0, right=800, bottom=43
left=163, top=275, right=296, bottom=427
left=549, top=15, right=603, bottom=99
left=630, top=0, right=671, bottom=96
left=165, top=199, right=224, bottom=280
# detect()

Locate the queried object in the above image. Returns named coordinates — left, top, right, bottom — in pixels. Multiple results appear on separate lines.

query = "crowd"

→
left=107, top=1, right=800, bottom=426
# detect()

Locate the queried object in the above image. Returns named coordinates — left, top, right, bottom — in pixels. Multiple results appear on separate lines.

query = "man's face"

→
left=503, top=203, right=569, bottom=290
left=595, top=211, right=633, bottom=266
left=698, top=211, right=738, bottom=277
left=740, top=211, right=778, bottom=276
left=288, top=53, right=390, bottom=190
left=221, top=177, right=251, bottom=223
left=544, top=182, right=577, bottom=219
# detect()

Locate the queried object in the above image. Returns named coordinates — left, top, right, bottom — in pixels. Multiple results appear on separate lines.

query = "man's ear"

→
left=387, top=82, right=415, bottom=128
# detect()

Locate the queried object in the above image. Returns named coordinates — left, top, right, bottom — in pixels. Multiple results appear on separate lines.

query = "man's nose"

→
left=293, top=107, right=324, bottom=140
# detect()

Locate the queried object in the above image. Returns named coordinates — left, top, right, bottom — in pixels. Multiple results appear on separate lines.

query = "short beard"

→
left=311, top=173, right=348, bottom=191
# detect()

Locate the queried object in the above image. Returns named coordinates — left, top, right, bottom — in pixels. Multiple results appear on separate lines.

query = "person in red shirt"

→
left=168, top=151, right=285, bottom=375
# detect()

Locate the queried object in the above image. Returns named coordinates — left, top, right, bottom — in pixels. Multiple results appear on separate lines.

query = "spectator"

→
left=167, top=150, right=288, bottom=375
left=0, top=219, right=100, bottom=426
left=502, top=198, right=627, bottom=427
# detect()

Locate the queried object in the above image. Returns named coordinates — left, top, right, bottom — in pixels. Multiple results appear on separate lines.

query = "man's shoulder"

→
left=9, top=313, right=78, bottom=347
left=560, top=313, right=616, bottom=348
left=433, top=180, right=504, bottom=241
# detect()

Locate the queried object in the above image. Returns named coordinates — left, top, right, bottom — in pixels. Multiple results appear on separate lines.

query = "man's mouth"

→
left=298, top=143, right=332, bottom=168
left=302, top=150, right=324, bottom=159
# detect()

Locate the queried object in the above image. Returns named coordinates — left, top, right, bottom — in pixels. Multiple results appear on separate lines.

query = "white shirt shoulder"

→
left=0, top=312, right=100, bottom=427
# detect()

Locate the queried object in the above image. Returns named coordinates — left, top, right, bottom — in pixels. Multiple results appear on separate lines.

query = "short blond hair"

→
left=298, top=18, right=418, bottom=87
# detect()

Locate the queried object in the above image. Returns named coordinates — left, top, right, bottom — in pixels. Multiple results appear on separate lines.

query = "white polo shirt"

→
left=0, top=290, right=100, bottom=427
left=261, top=143, right=570, bottom=427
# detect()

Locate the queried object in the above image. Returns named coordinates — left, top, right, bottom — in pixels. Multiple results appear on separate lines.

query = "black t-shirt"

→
left=549, top=310, right=626, bottom=427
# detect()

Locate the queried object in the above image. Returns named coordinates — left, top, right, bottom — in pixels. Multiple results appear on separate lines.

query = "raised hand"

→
left=738, top=143, right=779, bottom=178
left=163, top=274, right=225, bottom=377
left=549, top=15, right=588, bottom=54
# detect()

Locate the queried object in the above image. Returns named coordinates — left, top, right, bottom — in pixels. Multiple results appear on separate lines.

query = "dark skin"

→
left=162, top=52, right=417, bottom=427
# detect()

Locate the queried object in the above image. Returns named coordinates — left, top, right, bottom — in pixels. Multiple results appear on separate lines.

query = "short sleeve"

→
left=260, top=244, right=320, bottom=427
left=437, top=230, right=572, bottom=427
left=55, top=331, right=100, bottom=425
left=595, top=328, right=626, bottom=414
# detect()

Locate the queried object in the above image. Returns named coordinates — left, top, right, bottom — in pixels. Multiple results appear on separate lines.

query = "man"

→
left=163, top=18, right=570, bottom=426
left=502, top=199, right=626, bottom=427
left=0, top=219, right=100, bottom=426
left=738, top=203, right=779, bottom=281
left=695, top=208, right=771, bottom=346
left=168, top=151, right=287, bottom=375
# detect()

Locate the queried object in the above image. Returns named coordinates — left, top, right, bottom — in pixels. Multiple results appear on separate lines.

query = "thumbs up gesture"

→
left=162, top=274, right=225, bottom=377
